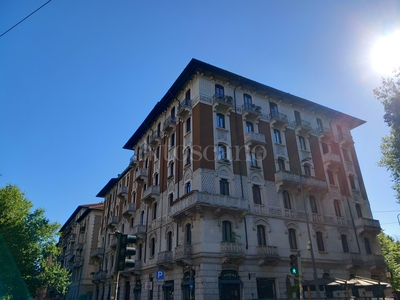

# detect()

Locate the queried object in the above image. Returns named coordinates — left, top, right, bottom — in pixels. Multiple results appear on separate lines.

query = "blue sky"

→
left=1, top=0, right=399, bottom=239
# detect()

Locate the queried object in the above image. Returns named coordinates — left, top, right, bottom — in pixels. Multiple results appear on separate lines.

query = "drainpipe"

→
left=233, top=77, right=248, bottom=249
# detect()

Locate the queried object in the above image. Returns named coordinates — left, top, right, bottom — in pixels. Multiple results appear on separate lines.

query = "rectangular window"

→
left=218, top=144, right=227, bottom=160
left=246, top=121, right=254, bottom=133
left=288, top=228, right=297, bottom=249
left=168, top=193, right=174, bottom=205
left=222, top=221, right=232, bottom=242
left=342, top=148, right=350, bottom=161
left=321, top=142, right=329, bottom=154
left=170, top=133, right=175, bottom=147
left=334, top=200, right=342, bottom=217
left=273, top=129, right=282, bottom=143
left=257, top=225, right=266, bottom=246
left=216, top=113, right=225, bottom=128
left=309, top=196, right=318, bottom=213
left=327, top=170, right=335, bottom=185
left=186, top=117, right=191, bottom=133
left=316, top=232, right=325, bottom=251
left=253, top=185, right=262, bottom=204
left=220, top=179, right=229, bottom=196
left=299, top=136, right=306, bottom=150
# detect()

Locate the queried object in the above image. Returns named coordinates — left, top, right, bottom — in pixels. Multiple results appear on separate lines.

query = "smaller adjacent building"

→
left=58, top=203, right=104, bottom=300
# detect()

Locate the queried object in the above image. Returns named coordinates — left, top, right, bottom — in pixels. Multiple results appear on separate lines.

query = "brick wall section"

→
left=192, top=103, right=214, bottom=171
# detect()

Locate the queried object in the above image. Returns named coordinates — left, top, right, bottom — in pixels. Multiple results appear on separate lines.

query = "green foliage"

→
left=374, top=68, right=400, bottom=203
left=378, top=232, right=400, bottom=290
left=0, top=184, right=71, bottom=299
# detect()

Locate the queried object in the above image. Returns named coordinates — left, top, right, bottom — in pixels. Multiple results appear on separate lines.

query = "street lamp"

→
left=300, top=157, right=322, bottom=300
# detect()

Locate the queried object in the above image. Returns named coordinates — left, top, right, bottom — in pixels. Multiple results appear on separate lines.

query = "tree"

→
left=373, top=68, right=400, bottom=202
left=0, top=184, right=71, bottom=299
left=378, top=232, right=400, bottom=291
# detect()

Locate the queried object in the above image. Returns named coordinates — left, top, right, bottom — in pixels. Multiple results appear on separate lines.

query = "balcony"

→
left=293, top=119, right=312, bottom=136
left=170, top=191, right=248, bottom=222
left=130, top=155, right=139, bottom=167
left=117, top=186, right=128, bottom=199
left=149, top=131, right=162, bottom=147
left=244, top=132, right=266, bottom=148
left=344, top=252, right=364, bottom=269
left=130, top=224, right=146, bottom=239
left=269, top=111, right=288, bottom=130
left=122, top=203, right=136, bottom=218
left=174, top=245, right=192, bottom=267
left=123, top=260, right=142, bottom=276
left=73, top=257, right=83, bottom=269
left=274, top=170, right=327, bottom=193
left=242, top=103, right=261, bottom=123
left=134, top=168, right=148, bottom=183
left=156, top=251, right=173, bottom=270
left=335, top=133, right=354, bottom=147
left=220, top=242, right=245, bottom=265
left=90, top=248, right=104, bottom=260
left=107, top=216, right=119, bottom=229
left=141, top=185, right=160, bottom=205
left=177, top=99, right=192, bottom=118
left=316, top=126, right=333, bottom=142
left=365, top=254, right=386, bottom=271
left=354, top=217, right=381, bottom=236
left=212, top=94, right=233, bottom=114
left=322, top=152, right=342, bottom=170
left=257, top=245, right=280, bottom=266
left=92, top=270, right=108, bottom=284
left=163, top=116, right=176, bottom=133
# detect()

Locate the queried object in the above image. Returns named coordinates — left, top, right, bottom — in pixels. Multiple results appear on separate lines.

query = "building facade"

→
left=92, top=59, right=385, bottom=300
left=58, top=203, right=104, bottom=300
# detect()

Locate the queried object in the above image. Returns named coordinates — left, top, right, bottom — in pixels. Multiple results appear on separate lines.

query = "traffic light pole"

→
left=110, top=271, right=120, bottom=300
left=298, top=251, right=303, bottom=299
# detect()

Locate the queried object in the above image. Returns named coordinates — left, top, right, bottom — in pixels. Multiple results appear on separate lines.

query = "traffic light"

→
left=289, top=254, right=298, bottom=275
left=115, top=231, right=137, bottom=272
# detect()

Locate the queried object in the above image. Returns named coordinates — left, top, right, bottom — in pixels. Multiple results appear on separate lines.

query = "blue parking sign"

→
left=156, top=270, right=164, bottom=280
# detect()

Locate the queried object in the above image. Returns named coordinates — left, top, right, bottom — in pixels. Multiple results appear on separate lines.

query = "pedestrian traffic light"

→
left=289, top=254, right=298, bottom=275
left=114, top=231, right=137, bottom=273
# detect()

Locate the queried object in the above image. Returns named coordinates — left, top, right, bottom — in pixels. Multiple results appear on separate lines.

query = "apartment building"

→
left=58, top=203, right=104, bottom=300
left=92, top=59, right=386, bottom=300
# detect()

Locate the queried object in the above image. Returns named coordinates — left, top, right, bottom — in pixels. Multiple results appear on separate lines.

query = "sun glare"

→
left=371, top=30, right=400, bottom=75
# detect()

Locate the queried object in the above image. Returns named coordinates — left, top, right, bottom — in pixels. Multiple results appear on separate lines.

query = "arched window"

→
left=154, top=173, right=159, bottom=186
left=341, top=234, right=349, bottom=253
left=121, top=223, right=125, bottom=234
left=283, top=191, right=291, bottom=209
left=356, top=204, right=363, bottom=218
left=288, top=228, right=297, bottom=249
left=185, top=223, right=192, bottom=245
left=257, top=225, right=266, bottom=246
left=185, top=148, right=191, bottom=165
left=316, top=231, right=325, bottom=251
left=222, top=221, right=232, bottom=242
left=167, top=232, right=173, bottom=251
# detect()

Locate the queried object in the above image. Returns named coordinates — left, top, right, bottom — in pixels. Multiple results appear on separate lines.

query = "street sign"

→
left=145, top=282, right=153, bottom=290
left=156, top=270, right=165, bottom=280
